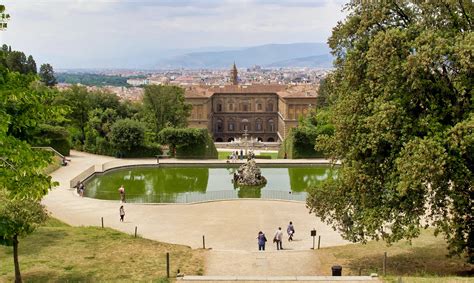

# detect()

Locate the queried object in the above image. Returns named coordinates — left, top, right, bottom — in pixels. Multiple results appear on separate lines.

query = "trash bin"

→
left=331, top=265, right=342, bottom=276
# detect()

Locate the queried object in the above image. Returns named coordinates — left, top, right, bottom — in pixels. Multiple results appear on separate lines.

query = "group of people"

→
left=118, top=185, right=126, bottom=222
left=257, top=221, right=295, bottom=251
left=74, top=181, right=85, bottom=197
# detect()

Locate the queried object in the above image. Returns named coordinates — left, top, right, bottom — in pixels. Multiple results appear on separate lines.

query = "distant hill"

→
left=265, top=54, right=333, bottom=68
left=156, top=43, right=332, bottom=69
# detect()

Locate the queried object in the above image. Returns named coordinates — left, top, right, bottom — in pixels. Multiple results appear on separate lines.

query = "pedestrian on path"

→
left=274, top=227, right=283, bottom=250
left=257, top=231, right=267, bottom=251
left=119, top=205, right=125, bottom=222
left=287, top=221, right=295, bottom=241
left=118, top=184, right=126, bottom=203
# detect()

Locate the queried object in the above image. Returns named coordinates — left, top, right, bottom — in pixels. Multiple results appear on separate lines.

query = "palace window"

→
left=266, top=102, right=274, bottom=112
left=217, top=104, right=222, bottom=112
left=257, top=103, right=262, bottom=111
left=216, top=119, right=223, bottom=132
left=228, top=119, right=235, bottom=131
left=268, top=119, right=275, bottom=132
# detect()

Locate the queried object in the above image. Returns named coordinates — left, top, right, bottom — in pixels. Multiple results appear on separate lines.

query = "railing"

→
left=85, top=190, right=308, bottom=204
left=31, top=146, right=65, bottom=158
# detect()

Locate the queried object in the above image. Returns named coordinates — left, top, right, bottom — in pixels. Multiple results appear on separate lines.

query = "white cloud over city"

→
left=0, top=0, right=347, bottom=68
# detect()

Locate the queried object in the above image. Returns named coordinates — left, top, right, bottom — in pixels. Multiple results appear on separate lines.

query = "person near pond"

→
left=75, top=181, right=85, bottom=197
left=119, top=205, right=125, bottom=222
left=118, top=185, right=126, bottom=203
left=287, top=221, right=295, bottom=241
left=257, top=231, right=267, bottom=251
left=273, top=227, right=283, bottom=250
left=240, top=149, right=243, bottom=160
left=78, top=182, right=85, bottom=197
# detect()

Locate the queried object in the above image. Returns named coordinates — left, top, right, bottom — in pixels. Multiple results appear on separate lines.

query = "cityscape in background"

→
left=56, top=66, right=332, bottom=101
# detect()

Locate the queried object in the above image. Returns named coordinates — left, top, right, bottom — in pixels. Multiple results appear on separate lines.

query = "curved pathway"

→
left=43, top=151, right=350, bottom=276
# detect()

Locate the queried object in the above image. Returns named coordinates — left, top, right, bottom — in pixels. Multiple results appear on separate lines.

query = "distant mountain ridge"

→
left=156, top=43, right=332, bottom=69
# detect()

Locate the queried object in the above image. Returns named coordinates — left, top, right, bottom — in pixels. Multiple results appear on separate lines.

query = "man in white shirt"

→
left=274, top=227, right=283, bottom=250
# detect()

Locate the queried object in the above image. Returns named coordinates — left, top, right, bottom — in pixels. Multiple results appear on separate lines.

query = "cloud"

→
left=0, top=0, right=346, bottom=68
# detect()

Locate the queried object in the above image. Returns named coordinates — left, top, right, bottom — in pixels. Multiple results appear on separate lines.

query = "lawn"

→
left=317, top=229, right=473, bottom=280
left=0, top=218, right=205, bottom=282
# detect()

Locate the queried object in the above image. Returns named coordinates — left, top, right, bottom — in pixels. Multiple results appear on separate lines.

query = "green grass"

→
left=0, top=218, right=205, bottom=282
left=316, top=229, right=473, bottom=279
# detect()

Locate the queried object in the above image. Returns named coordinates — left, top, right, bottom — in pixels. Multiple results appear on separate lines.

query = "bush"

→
left=109, top=119, right=145, bottom=151
left=278, top=128, right=324, bottom=159
left=33, top=124, right=71, bottom=156
left=119, top=143, right=162, bottom=158
left=158, top=128, right=217, bottom=159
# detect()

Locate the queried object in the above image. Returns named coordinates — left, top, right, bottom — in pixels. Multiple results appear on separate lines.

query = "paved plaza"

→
left=43, top=151, right=354, bottom=277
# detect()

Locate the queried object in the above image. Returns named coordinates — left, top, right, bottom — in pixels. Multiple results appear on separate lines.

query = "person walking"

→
left=119, top=205, right=125, bottom=222
left=118, top=185, right=126, bottom=203
left=287, top=221, right=295, bottom=241
left=257, top=231, right=267, bottom=251
left=274, top=227, right=283, bottom=250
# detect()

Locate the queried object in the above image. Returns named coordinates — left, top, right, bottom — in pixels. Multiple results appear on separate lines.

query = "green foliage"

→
left=279, top=109, right=332, bottom=159
left=119, top=143, right=162, bottom=158
left=56, top=73, right=130, bottom=87
left=0, top=191, right=48, bottom=242
left=143, top=85, right=191, bottom=139
left=307, top=1, right=474, bottom=263
left=55, top=85, right=93, bottom=144
left=33, top=124, right=71, bottom=156
left=109, top=119, right=145, bottom=152
left=39, top=63, right=57, bottom=86
left=158, top=128, right=217, bottom=159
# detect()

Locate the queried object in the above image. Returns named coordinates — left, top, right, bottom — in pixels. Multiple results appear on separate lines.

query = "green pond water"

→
left=84, top=165, right=335, bottom=203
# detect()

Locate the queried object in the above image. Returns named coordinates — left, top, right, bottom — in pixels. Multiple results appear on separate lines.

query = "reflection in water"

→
left=84, top=166, right=334, bottom=203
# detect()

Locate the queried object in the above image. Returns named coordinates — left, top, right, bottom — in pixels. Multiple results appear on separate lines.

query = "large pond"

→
left=84, top=165, right=335, bottom=203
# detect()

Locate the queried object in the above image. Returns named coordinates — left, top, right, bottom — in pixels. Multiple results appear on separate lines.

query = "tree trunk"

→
left=13, top=234, right=22, bottom=283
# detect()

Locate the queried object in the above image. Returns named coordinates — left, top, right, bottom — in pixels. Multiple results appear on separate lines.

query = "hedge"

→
left=159, top=127, right=218, bottom=159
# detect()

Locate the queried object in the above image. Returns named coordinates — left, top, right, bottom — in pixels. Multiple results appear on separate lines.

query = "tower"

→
left=231, top=62, right=238, bottom=85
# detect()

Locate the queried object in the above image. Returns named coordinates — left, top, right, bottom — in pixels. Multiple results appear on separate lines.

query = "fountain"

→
left=233, top=159, right=267, bottom=187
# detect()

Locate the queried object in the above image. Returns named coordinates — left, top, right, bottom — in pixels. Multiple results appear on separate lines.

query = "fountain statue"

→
left=233, top=158, right=267, bottom=187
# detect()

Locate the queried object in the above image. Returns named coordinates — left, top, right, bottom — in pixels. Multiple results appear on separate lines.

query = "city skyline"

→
left=0, top=0, right=346, bottom=69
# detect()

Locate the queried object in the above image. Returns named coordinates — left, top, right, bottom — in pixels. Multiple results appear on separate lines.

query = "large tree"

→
left=307, top=1, right=473, bottom=262
left=39, top=63, right=57, bottom=86
left=142, top=85, right=191, bottom=139
left=0, top=69, right=59, bottom=282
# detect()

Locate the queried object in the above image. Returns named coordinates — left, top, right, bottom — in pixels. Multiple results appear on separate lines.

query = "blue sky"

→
left=0, top=0, right=346, bottom=69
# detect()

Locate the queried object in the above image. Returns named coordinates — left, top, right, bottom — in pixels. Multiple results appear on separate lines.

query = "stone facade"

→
left=185, top=84, right=318, bottom=142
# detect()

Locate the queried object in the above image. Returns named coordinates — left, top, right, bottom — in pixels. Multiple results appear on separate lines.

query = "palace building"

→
left=185, top=65, right=318, bottom=143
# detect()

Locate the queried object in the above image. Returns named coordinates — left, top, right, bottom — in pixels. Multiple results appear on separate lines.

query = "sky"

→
left=0, top=0, right=347, bottom=69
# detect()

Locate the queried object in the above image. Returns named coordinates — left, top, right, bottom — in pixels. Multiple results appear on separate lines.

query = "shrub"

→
left=33, top=124, right=71, bottom=156
left=158, top=128, right=217, bottom=159
left=109, top=119, right=145, bottom=151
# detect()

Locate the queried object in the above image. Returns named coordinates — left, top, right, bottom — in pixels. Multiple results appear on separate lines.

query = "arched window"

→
left=228, top=99, right=234, bottom=111
left=216, top=119, right=223, bottom=132
left=228, top=137, right=234, bottom=142
left=257, top=137, right=263, bottom=142
left=216, top=138, right=223, bottom=142
left=266, top=102, right=274, bottom=112
left=228, top=119, right=235, bottom=131
left=267, top=119, right=275, bottom=132
left=267, top=137, right=275, bottom=142
left=217, top=104, right=222, bottom=112
left=255, top=119, right=263, bottom=131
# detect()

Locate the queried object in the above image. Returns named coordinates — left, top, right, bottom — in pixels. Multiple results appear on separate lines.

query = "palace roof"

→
left=185, top=84, right=318, bottom=99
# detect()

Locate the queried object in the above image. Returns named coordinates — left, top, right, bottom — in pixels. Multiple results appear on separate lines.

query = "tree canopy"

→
left=307, top=1, right=473, bottom=263
left=142, top=85, right=191, bottom=139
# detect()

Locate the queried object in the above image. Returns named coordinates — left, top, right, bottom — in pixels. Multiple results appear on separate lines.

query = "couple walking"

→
left=257, top=221, right=295, bottom=251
